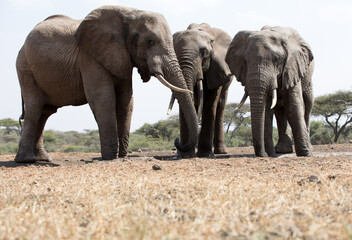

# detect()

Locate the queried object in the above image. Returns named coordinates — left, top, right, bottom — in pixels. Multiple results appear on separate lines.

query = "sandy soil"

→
left=1, top=143, right=351, bottom=167
left=0, top=144, right=352, bottom=239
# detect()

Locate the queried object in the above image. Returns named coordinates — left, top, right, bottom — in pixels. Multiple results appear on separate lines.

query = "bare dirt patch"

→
left=1, top=144, right=352, bottom=239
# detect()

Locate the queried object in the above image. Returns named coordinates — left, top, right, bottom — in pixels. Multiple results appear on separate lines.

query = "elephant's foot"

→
left=35, top=148, right=52, bottom=162
left=101, top=152, right=118, bottom=160
left=295, top=147, right=312, bottom=157
left=266, top=148, right=276, bottom=157
left=254, top=147, right=268, bottom=158
left=214, top=149, right=227, bottom=154
left=197, top=150, right=214, bottom=158
left=214, top=145, right=227, bottom=155
left=15, top=152, right=37, bottom=163
left=177, top=148, right=196, bottom=159
left=275, top=136, right=293, bottom=154
left=255, top=152, right=268, bottom=157
left=118, top=152, right=128, bottom=158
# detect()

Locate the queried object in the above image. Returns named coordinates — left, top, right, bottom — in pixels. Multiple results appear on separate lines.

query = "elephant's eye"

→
left=273, top=56, right=280, bottom=66
left=200, top=48, right=209, bottom=58
left=147, top=40, right=155, bottom=47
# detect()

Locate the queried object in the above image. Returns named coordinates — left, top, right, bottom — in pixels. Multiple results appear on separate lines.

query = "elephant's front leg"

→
left=116, top=85, right=133, bottom=158
left=177, top=109, right=196, bottom=158
left=286, top=84, right=312, bottom=157
left=213, top=86, right=228, bottom=154
left=264, top=98, right=275, bottom=157
left=274, top=106, right=293, bottom=154
left=82, top=65, right=118, bottom=160
left=197, top=88, right=220, bottom=157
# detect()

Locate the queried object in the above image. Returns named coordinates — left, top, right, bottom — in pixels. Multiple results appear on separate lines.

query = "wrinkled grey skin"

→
left=226, top=26, right=314, bottom=157
left=173, top=23, right=233, bottom=157
left=15, top=5, right=198, bottom=163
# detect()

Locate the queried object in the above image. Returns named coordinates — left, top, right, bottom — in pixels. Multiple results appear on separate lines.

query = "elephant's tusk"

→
left=197, top=80, right=203, bottom=121
left=271, top=89, right=277, bottom=109
left=234, top=91, right=248, bottom=112
left=167, top=94, right=176, bottom=115
left=155, top=74, right=193, bottom=94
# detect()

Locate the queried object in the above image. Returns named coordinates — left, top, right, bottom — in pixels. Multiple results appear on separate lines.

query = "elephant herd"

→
left=14, top=5, right=314, bottom=163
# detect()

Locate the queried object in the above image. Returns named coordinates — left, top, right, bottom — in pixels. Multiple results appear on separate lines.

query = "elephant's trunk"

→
left=173, top=50, right=202, bottom=153
left=250, top=94, right=267, bottom=157
left=162, top=55, right=198, bottom=153
left=247, top=67, right=275, bottom=157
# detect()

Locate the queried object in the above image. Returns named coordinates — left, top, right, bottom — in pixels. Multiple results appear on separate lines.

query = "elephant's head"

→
left=170, top=23, right=232, bottom=118
left=225, top=26, right=314, bottom=156
left=74, top=5, right=198, bottom=153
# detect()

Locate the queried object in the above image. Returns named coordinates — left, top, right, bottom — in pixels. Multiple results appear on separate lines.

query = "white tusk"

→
left=197, top=81, right=203, bottom=121
left=271, top=89, right=277, bottom=109
left=234, top=91, right=248, bottom=112
left=155, top=74, right=193, bottom=94
left=167, top=94, right=176, bottom=115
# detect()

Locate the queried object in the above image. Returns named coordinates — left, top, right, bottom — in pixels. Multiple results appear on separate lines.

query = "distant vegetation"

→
left=1, top=90, right=351, bottom=155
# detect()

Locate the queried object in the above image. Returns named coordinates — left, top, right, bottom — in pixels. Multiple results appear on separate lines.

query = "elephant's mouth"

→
left=137, top=68, right=151, bottom=82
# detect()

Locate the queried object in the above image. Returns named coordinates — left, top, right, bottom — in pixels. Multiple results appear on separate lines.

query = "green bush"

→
left=0, top=142, right=18, bottom=154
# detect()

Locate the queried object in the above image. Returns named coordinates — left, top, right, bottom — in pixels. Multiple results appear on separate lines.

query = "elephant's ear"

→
left=75, top=6, right=133, bottom=80
left=205, top=29, right=232, bottom=89
left=281, top=29, right=313, bottom=89
left=225, top=31, right=251, bottom=86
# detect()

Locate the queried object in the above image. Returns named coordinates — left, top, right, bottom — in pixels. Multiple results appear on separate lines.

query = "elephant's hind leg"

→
left=34, top=105, right=58, bottom=161
left=15, top=69, right=45, bottom=163
left=15, top=102, right=46, bottom=163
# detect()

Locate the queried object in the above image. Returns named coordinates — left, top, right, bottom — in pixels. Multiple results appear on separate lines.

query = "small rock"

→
left=308, top=175, right=319, bottom=183
left=297, top=179, right=307, bottom=186
left=298, top=175, right=322, bottom=186
left=152, top=164, right=162, bottom=170
left=328, top=175, right=337, bottom=180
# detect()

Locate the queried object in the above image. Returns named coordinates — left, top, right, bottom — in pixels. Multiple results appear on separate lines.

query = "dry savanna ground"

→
left=1, top=144, right=352, bottom=239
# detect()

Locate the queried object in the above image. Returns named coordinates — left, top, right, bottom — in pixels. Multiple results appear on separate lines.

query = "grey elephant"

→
left=15, top=5, right=198, bottom=163
left=168, top=23, right=233, bottom=157
left=225, top=26, right=314, bottom=157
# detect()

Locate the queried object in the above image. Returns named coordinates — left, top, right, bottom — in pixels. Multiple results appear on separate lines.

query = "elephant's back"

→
left=20, top=15, right=86, bottom=107
left=24, top=15, right=80, bottom=57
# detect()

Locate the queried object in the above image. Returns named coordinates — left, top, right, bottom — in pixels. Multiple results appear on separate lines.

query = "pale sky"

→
left=1, top=0, right=351, bottom=132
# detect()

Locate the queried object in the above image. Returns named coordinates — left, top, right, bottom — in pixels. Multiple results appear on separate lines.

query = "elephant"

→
left=225, top=26, right=314, bottom=157
left=15, top=5, right=198, bottom=163
left=168, top=23, right=233, bottom=157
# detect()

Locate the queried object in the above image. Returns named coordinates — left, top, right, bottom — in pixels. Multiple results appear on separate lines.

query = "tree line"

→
left=0, top=90, right=351, bottom=154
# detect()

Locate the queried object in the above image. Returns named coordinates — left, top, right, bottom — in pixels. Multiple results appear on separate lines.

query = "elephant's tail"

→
left=19, top=94, right=25, bottom=134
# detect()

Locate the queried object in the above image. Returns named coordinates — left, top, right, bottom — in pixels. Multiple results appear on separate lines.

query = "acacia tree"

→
left=223, top=103, right=251, bottom=138
left=134, top=115, right=180, bottom=141
left=0, top=118, right=20, bottom=134
left=312, top=90, right=352, bottom=143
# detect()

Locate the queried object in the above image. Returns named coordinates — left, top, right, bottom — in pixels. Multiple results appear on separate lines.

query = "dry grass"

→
left=1, top=145, right=352, bottom=239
